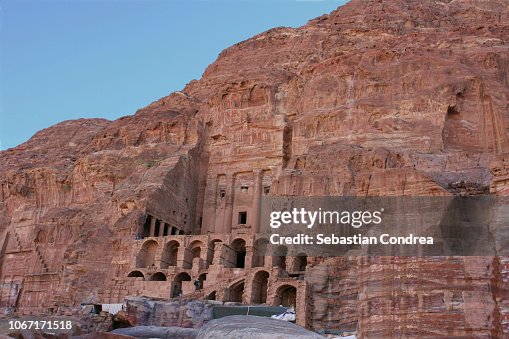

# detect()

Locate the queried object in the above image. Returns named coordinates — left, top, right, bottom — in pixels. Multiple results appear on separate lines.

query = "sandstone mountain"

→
left=1, top=0, right=509, bottom=337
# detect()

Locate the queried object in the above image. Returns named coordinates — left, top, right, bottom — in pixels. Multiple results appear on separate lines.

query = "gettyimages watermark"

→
left=259, top=196, right=509, bottom=257
left=268, top=208, right=383, bottom=229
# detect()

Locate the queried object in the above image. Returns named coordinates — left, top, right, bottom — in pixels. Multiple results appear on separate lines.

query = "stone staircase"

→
left=34, top=245, right=49, bottom=273
left=4, top=230, right=23, bottom=253
left=0, top=232, right=9, bottom=277
left=12, top=231, right=22, bottom=250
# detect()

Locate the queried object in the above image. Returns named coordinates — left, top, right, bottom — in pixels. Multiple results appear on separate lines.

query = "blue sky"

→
left=1, top=0, right=347, bottom=150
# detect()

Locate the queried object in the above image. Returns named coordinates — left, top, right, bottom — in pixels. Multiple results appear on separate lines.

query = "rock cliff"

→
left=1, top=0, right=509, bottom=337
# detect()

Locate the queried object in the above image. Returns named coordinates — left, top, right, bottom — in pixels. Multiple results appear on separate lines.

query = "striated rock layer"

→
left=1, top=0, right=509, bottom=337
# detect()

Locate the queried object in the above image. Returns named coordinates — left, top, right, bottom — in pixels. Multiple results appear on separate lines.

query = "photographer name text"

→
left=270, top=233, right=434, bottom=245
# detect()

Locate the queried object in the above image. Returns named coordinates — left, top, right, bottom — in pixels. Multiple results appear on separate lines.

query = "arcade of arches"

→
left=102, top=232, right=311, bottom=328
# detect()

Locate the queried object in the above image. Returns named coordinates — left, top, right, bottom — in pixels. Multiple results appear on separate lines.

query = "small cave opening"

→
left=443, top=92, right=467, bottom=151
left=447, top=104, right=460, bottom=116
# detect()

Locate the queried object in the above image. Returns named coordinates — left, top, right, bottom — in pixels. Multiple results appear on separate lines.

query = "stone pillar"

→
left=295, top=281, right=309, bottom=328
left=252, top=169, right=263, bottom=234
left=244, top=245, right=254, bottom=269
left=285, top=257, right=294, bottom=272
left=202, top=175, right=219, bottom=234
left=200, top=244, right=209, bottom=269
left=154, top=241, right=165, bottom=263
left=213, top=242, right=223, bottom=265
left=192, top=257, right=202, bottom=275
left=224, top=174, right=235, bottom=233
left=265, top=255, right=274, bottom=268
left=159, top=222, right=165, bottom=237
left=149, top=217, right=156, bottom=237
left=176, top=244, right=186, bottom=269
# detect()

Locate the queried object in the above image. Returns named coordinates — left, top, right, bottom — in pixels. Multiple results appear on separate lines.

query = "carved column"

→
left=252, top=169, right=263, bottom=234
left=159, top=222, right=165, bottom=237
left=224, top=174, right=235, bottom=233
left=202, top=175, right=219, bottom=234
left=149, top=217, right=156, bottom=237
left=210, top=175, right=219, bottom=233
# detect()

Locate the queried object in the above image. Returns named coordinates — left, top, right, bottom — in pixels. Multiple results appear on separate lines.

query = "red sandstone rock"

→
left=1, top=0, right=509, bottom=337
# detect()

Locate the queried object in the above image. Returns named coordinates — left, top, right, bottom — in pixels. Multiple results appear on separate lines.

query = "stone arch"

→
left=161, top=240, right=180, bottom=269
left=227, top=279, right=245, bottom=303
left=254, top=238, right=269, bottom=268
left=136, top=240, right=158, bottom=268
left=172, top=272, right=191, bottom=298
left=251, top=270, right=269, bottom=304
left=149, top=272, right=167, bottom=281
left=127, top=270, right=144, bottom=279
left=184, top=240, right=204, bottom=269
left=196, top=273, right=207, bottom=291
left=34, top=229, right=48, bottom=244
left=292, top=253, right=308, bottom=272
left=273, top=245, right=287, bottom=271
left=275, top=284, right=297, bottom=308
left=206, top=291, right=216, bottom=300
left=231, top=238, right=247, bottom=268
